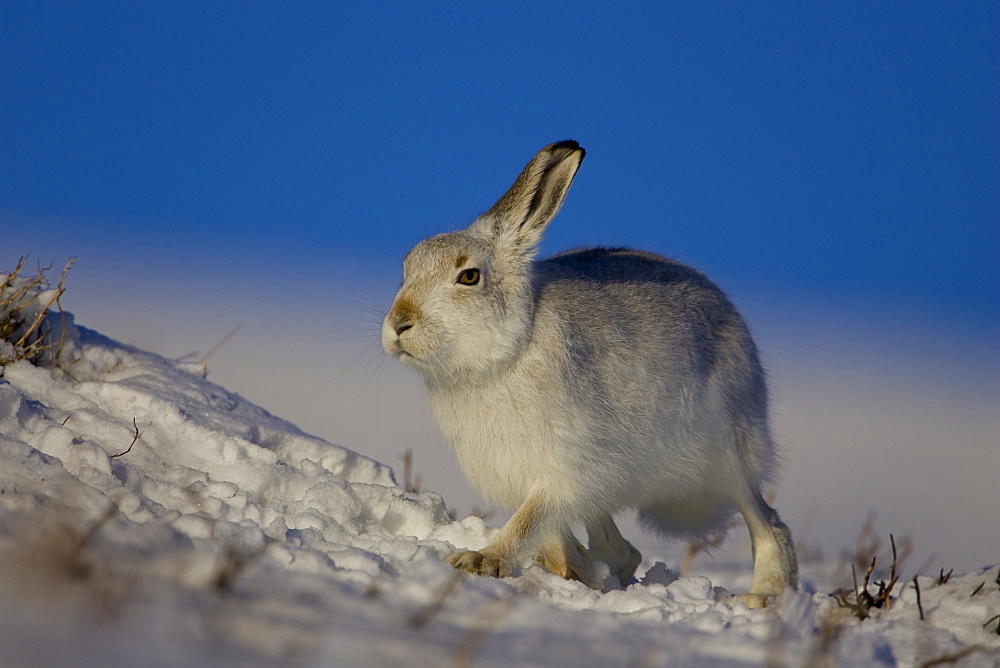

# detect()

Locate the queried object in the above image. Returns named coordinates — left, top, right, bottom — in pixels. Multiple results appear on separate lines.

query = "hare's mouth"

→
left=383, top=337, right=410, bottom=359
left=395, top=348, right=423, bottom=365
left=383, top=331, right=427, bottom=368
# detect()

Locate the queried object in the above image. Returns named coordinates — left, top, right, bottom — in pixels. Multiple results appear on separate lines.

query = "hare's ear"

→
left=476, top=140, right=585, bottom=250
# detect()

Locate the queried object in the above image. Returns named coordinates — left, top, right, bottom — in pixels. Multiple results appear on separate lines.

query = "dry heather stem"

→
left=400, top=448, right=423, bottom=494
left=1, top=257, right=75, bottom=366
left=111, top=418, right=145, bottom=458
left=199, top=324, right=243, bottom=378
left=833, top=533, right=903, bottom=621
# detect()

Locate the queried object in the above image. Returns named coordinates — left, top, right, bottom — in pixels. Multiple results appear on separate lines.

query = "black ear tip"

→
left=547, top=139, right=585, bottom=159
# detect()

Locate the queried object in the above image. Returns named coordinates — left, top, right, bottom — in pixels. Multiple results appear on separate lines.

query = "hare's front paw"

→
left=447, top=550, right=512, bottom=578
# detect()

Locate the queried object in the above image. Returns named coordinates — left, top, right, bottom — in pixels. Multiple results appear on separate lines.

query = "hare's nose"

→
left=388, top=297, right=420, bottom=336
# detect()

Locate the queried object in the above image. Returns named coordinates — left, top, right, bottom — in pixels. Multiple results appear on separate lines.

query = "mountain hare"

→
left=382, top=141, right=797, bottom=607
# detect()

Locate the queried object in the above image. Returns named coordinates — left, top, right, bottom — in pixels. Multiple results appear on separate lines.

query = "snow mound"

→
left=1, top=316, right=997, bottom=666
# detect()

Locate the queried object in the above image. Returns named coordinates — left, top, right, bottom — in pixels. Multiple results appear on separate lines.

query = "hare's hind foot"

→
left=735, top=592, right=775, bottom=609
left=734, top=565, right=793, bottom=608
left=736, top=490, right=799, bottom=608
left=447, top=549, right=512, bottom=578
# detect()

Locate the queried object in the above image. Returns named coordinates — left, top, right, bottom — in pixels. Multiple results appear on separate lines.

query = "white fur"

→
left=382, top=141, right=797, bottom=606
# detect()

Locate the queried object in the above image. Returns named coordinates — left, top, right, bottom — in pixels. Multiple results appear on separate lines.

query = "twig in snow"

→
left=400, top=448, right=422, bottom=494
left=913, top=576, right=925, bottom=621
left=921, top=645, right=1000, bottom=667
left=407, top=570, right=463, bottom=628
left=936, top=568, right=952, bottom=585
left=454, top=588, right=525, bottom=668
left=76, top=504, right=119, bottom=558
left=214, top=542, right=267, bottom=592
left=447, top=504, right=497, bottom=523
left=199, top=324, right=242, bottom=378
left=985, top=614, right=1000, bottom=635
left=52, top=503, right=119, bottom=580
left=970, top=582, right=984, bottom=597
left=363, top=574, right=386, bottom=600
left=881, top=534, right=901, bottom=608
left=47, top=258, right=75, bottom=375
left=832, top=564, right=870, bottom=621
left=11, top=503, right=126, bottom=622
left=111, top=418, right=144, bottom=458
left=468, top=505, right=495, bottom=522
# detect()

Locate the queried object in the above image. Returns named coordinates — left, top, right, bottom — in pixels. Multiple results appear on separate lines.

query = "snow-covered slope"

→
left=1, top=312, right=997, bottom=666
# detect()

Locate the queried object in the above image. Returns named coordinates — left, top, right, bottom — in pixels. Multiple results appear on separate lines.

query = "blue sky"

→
left=3, top=1, right=997, bottom=326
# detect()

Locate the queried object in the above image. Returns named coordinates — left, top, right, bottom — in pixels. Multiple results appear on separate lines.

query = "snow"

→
left=1, top=300, right=998, bottom=665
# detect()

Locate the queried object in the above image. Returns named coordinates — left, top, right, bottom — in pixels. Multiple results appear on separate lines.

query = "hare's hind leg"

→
left=734, top=490, right=798, bottom=609
left=535, top=530, right=599, bottom=588
left=585, top=515, right=642, bottom=586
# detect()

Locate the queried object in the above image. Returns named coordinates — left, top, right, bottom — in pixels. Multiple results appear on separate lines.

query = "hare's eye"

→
left=457, top=268, right=480, bottom=286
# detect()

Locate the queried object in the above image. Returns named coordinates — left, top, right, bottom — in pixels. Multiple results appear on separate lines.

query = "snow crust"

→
left=1, top=314, right=997, bottom=666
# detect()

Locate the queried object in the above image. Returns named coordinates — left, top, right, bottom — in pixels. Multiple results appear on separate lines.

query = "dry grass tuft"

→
left=0, top=257, right=75, bottom=370
left=832, top=533, right=902, bottom=621
left=397, top=449, right=498, bottom=522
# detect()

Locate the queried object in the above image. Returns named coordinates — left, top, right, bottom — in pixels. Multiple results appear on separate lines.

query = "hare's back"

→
left=535, top=246, right=765, bottom=432
left=536, top=246, right=751, bottom=371
left=542, top=246, right=729, bottom=308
